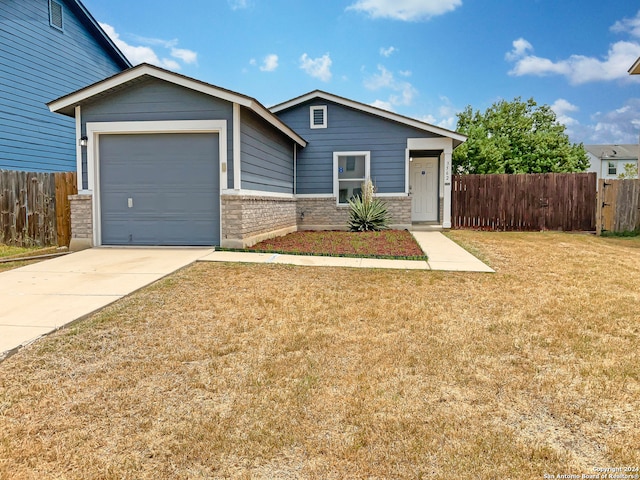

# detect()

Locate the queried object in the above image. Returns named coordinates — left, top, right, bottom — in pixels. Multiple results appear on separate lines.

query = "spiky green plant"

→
left=347, top=179, right=390, bottom=231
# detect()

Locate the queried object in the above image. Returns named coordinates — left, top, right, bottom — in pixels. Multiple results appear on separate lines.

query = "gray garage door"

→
left=99, top=133, right=219, bottom=246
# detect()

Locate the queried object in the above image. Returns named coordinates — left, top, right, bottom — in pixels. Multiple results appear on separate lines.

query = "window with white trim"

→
left=49, top=0, right=63, bottom=31
left=608, top=161, right=617, bottom=175
left=310, top=106, right=327, bottom=129
left=334, top=151, right=370, bottom=205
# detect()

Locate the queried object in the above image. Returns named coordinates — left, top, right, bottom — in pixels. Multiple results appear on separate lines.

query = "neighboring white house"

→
left=585, top=144, right=639, bottom=182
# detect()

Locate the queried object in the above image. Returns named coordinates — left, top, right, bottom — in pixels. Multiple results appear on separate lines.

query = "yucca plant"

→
left=347, top=179, right=390, bottom=231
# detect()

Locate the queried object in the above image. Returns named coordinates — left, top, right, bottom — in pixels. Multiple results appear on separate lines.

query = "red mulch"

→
left=248, top=230, right=425, bottom=258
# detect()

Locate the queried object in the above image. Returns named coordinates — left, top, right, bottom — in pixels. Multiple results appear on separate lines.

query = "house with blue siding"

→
left=48, top=63, right=465, bottom=249
left=0, top=0, right=130, bottom=172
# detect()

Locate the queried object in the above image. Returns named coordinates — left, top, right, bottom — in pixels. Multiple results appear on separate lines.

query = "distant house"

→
left=585, top=144, right=639, bottom=181
left=0, top=0, right=130, bottom=172
left=48, top=64, right=466, bottom=249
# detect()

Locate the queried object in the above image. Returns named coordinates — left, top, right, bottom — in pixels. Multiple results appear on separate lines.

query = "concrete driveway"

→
left=0, top=248, right=213, bottom=359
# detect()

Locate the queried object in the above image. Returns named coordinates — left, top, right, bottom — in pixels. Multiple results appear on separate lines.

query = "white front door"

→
left=410, top=157, right=438, bottom=222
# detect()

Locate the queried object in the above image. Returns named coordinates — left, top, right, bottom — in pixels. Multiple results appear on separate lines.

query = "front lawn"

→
left=247, top=229, right=426, bottom=259
left=1, top=231, right=639, bottom=478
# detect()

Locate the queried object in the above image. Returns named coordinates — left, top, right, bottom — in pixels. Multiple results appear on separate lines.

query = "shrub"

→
left=347, top=179, right=390, bottom=231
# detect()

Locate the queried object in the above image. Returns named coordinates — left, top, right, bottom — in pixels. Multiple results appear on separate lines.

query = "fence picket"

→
left=452, top=173, right=597, bottom=231
left=0, top=170, right=77, bottom=247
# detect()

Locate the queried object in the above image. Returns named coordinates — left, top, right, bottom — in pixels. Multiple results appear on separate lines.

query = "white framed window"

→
left=49, top=0, right=64, bottom=31
left=310, top=106, right=327, bottom=129
left=608, top=161, right=617, bottom=175
left=333, top=151, right=370, bottom=205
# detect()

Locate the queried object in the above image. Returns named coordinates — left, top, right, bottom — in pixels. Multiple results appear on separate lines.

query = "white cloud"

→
left=171, top=48, right=198, bottom=65
left=506, top=11, right=640, bottom=85
left=228, top=0, right=249, bottom=10
left=347, top=0, right=462, bottom=21
left=582, top=99, right=640, bottom=144
left=100, top=23, right=197, bottom=70
left=550, top=98, right=579, bottom=127
left=259, top=54, right=279, bottom=72
left=364, top=65, right=417, bottom=106
left=611, top=10, right=640, bottom=38
left=300, top=53, right=332, bottom=82
left=505, top=38, right=533, bottom=61
left=371, top=99, right=394, bottom=111
left=417, top=96, right=459, bottom=130
left=550, top=98, right=640, bottom=144
left=507, top=38, right=640, bottom=84
left=380, top=46, right=397, bottom=57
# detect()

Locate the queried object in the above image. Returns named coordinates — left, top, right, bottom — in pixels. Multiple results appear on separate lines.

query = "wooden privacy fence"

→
left=452, top=172, right=597, bottom=231
left=0, top=170, right=77, bottom=247
left=597, top=179, right=640, bottom=234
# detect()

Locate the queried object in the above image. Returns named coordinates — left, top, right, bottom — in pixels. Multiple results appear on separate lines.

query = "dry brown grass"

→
left=1, top=231, right=639, bottom=479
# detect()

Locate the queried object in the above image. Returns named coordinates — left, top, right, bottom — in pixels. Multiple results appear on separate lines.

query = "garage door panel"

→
left=100, top=133, right=220, bottom=246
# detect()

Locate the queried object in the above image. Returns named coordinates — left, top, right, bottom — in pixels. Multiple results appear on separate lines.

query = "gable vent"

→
left=49, top=0, right=63, bottom=30
left=310, top=105, right=327, bottom=129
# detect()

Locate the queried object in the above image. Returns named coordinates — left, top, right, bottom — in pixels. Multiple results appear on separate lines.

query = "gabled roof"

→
left=629, top=56, right=640, bottom=75
left=64, top=0, right=131, bottom=70
left=48, top=63, right=307, bottom=147
left=584, top=144, right=638, bottom=160
left=270, top=90, right=467, bottom=147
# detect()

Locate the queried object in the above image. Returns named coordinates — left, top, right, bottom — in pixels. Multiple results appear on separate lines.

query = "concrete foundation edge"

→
left=69, top=238, right=93, bottom=251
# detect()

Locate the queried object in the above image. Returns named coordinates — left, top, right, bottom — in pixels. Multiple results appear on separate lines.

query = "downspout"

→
left=294, top=142, right=297, bottom=195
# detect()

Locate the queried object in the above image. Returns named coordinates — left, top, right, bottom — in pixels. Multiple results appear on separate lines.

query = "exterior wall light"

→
left=79, top=136, right=88, bottom=147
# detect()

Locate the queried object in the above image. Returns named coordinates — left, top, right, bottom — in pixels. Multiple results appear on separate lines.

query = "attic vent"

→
left=310, top=105, right=327, bottom=129
left=49, top=0, right=63, bottom=30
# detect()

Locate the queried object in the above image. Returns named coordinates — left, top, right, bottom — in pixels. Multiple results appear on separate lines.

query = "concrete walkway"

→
left=0, top=232, right=492, bottom=360
left=200, top=231, right=494, bottom=273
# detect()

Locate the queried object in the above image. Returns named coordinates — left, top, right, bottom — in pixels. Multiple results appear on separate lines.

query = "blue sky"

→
left=83, top=0, right=640, bottom=145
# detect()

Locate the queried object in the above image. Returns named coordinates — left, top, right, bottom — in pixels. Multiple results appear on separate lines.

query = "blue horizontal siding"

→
left=276, top=99, right=439, bottom=194
left=0, top=0, right=125, bottom=172
left=81, top=78, right=235, bottom=190
left=240, top=108, right=293, bottom=194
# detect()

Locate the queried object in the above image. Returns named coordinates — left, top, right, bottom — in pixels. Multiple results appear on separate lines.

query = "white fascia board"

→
left=271, top=91, right=467, bottom=143
left=48, top=64, right=306, bottom=147
left=49, top=65, right=246, bottom=113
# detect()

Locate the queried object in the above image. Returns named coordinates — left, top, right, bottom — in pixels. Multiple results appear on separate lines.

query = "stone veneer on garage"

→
left=220, top=195, right=297, bottom=248
left=68, top=194, right=93, bottom=251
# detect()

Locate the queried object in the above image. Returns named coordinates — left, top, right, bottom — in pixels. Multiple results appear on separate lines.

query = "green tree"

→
left=617, top=163, right=639, bottom=179
left=453, top=97, right=589, bottom=174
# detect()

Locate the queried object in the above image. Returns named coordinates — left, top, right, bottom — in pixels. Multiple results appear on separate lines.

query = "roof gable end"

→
left=48, top=63, right=306, bottom=147
left=270, top=90, right=467, bottom=146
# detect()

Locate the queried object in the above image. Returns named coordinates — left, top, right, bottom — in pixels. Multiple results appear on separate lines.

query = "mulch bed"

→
left=247, top=230, right=426, bottom=259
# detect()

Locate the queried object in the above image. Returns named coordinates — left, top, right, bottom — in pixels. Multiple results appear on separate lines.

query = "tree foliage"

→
left=453, top=97, right=589, bottom=174
left=617, top=163, right=639, bottom=179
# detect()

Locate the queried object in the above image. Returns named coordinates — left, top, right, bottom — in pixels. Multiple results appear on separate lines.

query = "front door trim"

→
left=410, top=157, right=439, bottom=222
